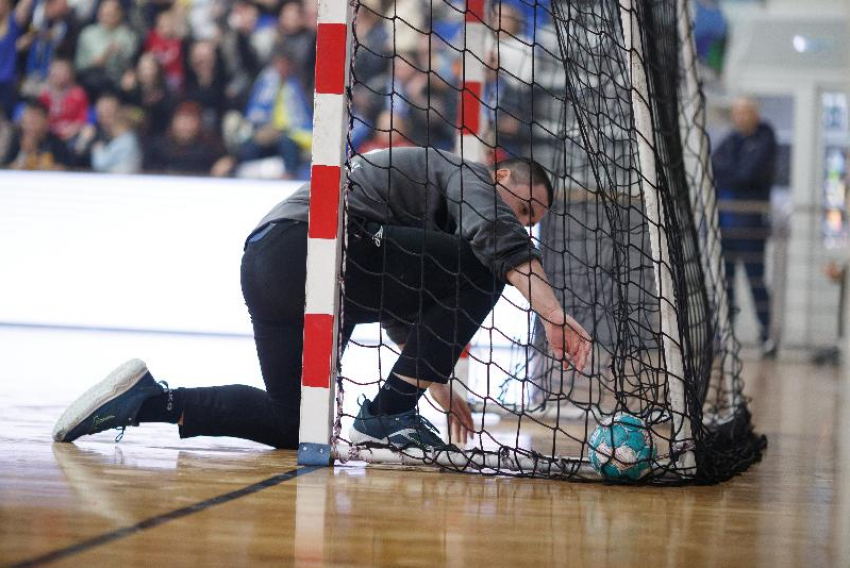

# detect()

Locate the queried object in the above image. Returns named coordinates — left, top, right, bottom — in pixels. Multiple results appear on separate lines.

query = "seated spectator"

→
left=352, top=1, right=389, bottom=85
left=39, top=58, right=90, bottom=143
left=184, top=40, right=227, bottom=130
left=20, top=0, right=81, bottom=97
left=120, top=52, right=173, bottom=136
left=143, top=9, right=185, bottom=93
left=91, top=107, right=141, bottom=173
left=239, top=42, right=311, bottom=178
left=2, top=98, right=70, bottom=170
left=71, top=90, right=118, bottom=165
left=490, top=2, right=525, bottom=37
left=349, top=76, right=387, bottom=152
left=218, top=0, right=261, bottom=110
left=185, top=0, right=221, bottom=42
left=358, top=110, right=414, bottom=154
left=384, top=50, right=453, bottom=149
left=274, top=1, right=315, bottom=93
left=75, top=0, right=138, bottom=98
left=0, top=0, right=35, bottom=118
left=144, top=100, right=229, bottom=175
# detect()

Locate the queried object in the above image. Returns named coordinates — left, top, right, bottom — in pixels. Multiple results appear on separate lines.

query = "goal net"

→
left=302, top=0, right=766, bottom=483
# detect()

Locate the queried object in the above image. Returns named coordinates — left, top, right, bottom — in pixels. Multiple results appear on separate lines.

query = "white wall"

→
left=0, top=171, right=298, bottom=334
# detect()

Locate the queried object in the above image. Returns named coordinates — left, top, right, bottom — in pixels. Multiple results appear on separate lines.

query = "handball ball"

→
left=588, top=413, right=656, bottom=480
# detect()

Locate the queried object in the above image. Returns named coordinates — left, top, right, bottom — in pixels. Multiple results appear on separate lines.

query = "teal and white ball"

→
left=588, top=413, right=655, bottom=480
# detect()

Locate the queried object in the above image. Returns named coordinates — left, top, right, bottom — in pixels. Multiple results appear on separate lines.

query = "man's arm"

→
left=507, top=259, right=592, bottom=371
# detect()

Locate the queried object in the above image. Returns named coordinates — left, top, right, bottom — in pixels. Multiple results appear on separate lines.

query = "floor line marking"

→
left=10, top=465, right=320, bottom=567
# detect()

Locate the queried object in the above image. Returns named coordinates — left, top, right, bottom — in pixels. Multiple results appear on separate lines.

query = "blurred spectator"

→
left=20, top=0, right=81, bottom=97
left=68, top=0, right=98, bottom=25
left=143, top=9, right=185, bottom=92
left=239, top=43, right=311, bottom=178
left=384, top=50, right=454, bottom=148
left=349, top=77, right=386, bottom=151
left=491, top=2, right=523, bottom=36
left=0, top=0, right=35, bottom=118
left=184, top=40, right=227, bottom=129
left=39, top=58, right=90, bottom=143
left=137, top=0, right=177, bottom=30
left=275, top=1, right=315, bottom=93
left=495, top=0, right=550, bottom=36
left=71, top=90, right=118, bottom=164
left=75, top=0, right=138, bottom=98
left=120, top=52, right=173, bottom=136
left=712, top=97, right=778, bottom=357
left=144, top=100, right=229, bottom=175
left=358, top=110, right=413, bottom=154
left=482, top=4, right=534, bottom=161
left=91, top=106, right=141, bottom=173
left=218, top=0, right=261, bottom=110
left=302, top=0, right=317, bottom=30
left=2, top=98, right=70, bottom=169
left=352, top=1, right=389, bottom=84
left=386, top=0, right=426, bottom=53
left=185, top=0, right=221, bottom=41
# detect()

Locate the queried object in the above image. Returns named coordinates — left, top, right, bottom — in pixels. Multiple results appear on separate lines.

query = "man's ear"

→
left=495, top=168, right=512, bottom=186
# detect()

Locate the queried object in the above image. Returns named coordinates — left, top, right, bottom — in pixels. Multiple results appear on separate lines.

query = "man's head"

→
left=155, top=10, right=178, bottom=38
left=271, top=42, right=296, bottom=79
left=21, top=100, right=50, bottom=139
left=171, top=101, right=203, bottom=144
left=95, top=92, right=120, bottom=128
left=493, top=158, right=554, bottom=227
left=190, top=41, right=217, bottom=75
left=47, top=58, right=75, bottom=90
left=136, top=53, right=164, bottom=86
left=97, top=0, right=123, bottom=29
left=731, top=97, right=760, bottom=136
left=278, top=1, right=304, bottom=34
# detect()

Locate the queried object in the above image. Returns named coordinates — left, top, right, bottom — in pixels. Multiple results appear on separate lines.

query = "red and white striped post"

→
left=452, top=0, right=490, bottom=400
left=457, top=0, right=489, bottom=164
left=298, top=1, right=353, bottom=466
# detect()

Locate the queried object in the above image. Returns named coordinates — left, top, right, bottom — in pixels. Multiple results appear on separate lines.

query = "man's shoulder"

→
left=756, top=122, right=777, bottom=141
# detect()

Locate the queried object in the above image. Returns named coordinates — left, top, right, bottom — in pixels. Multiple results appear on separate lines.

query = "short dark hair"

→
left=495, top=158, right=554, bottom=208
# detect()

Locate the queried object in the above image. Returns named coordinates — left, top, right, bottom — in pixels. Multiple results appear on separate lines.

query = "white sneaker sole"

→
left=52, top=359, right=150, bottom=442
left=348, top=428, right=388, bottom=446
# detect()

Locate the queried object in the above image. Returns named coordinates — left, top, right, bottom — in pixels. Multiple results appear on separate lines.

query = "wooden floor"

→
left=1, top=356, right=848, bottom=568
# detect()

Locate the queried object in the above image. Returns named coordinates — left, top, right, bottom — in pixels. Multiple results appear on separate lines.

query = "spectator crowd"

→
left=0, top=0, right=545, bottom=178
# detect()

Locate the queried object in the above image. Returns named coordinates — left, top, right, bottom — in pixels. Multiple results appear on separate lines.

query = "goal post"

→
left=297, top=0, right=765, bottom=481
left=297, top=1, right=353, bottom=467
left=618, top=0, right=694, bottom=473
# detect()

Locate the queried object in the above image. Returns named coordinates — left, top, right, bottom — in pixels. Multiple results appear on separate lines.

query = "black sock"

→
left=369, top=374, right=427, bottom=416
left=137, top=387, right=184, bottom=424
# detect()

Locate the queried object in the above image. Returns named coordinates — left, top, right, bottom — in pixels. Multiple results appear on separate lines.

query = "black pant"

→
left=178, top=219, right=504, bottom=448
left=721, top=216, right=771, bottom=341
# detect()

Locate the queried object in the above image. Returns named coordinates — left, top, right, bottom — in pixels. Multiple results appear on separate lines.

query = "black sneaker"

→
left=53, top=359, right=164, bottom=443
left=349, top=398, right=456, bottom=451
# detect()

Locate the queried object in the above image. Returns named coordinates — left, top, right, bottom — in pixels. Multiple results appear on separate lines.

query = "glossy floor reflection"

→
left=1, top=332, right=847, bottom=567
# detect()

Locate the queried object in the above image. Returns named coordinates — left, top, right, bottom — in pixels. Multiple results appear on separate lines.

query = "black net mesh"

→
left=330, top=0, right=765, bottom=483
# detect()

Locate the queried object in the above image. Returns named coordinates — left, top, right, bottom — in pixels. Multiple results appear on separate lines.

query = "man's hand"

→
left=428, top=383, right=474, bottom=444
left=540, top=307, right=592, bottom=372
